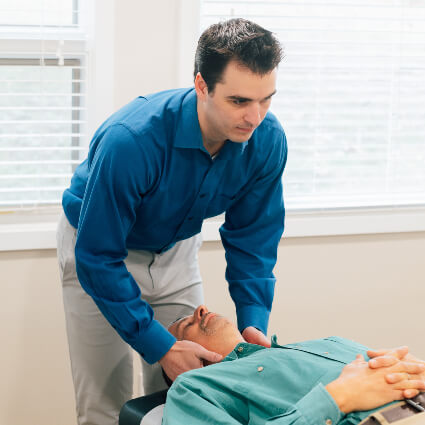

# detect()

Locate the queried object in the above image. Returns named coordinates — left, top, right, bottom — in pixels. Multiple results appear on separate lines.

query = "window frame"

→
left=0, top=0, right=115, bottom=251
left=1, top=0, right=424, bottom=252
left=188, top=0, right=425, bottom=239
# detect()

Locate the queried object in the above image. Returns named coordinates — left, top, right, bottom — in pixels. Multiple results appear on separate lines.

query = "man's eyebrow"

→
left=226, top=90, right=277, bottom=102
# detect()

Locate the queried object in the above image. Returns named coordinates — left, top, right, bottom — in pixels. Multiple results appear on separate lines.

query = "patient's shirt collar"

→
left=223, top=335, right=282, bottom=362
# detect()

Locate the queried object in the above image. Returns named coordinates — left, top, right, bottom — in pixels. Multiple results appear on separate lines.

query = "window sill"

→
left=1, top=206, right=424, bottom=252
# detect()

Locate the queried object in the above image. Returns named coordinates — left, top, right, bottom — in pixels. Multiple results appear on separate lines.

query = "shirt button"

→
left=188, top=217, right=194, bottom=221
left=199, top=194, right=206, bottom=198
left=257, top=366, right=264, bottom=372
left=237, top=346, right=244, bottom=352
left=325, top=419, right=332, bottom=425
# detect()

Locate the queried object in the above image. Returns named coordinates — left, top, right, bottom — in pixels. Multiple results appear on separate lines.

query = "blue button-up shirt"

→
left=62, top=87, right=287, bottom=364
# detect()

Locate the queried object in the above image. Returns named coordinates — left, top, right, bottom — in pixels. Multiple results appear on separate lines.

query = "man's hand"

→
left=367, top=346, right=425, bottom=398
left=159, top=340, right=222, bottom=382
left=325, top=354, right=425, bottom=414
left=242, top=326, right=271, bottom=348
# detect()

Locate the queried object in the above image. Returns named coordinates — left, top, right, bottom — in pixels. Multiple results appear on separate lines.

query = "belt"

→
left=360, top=394, right=425, bottom=424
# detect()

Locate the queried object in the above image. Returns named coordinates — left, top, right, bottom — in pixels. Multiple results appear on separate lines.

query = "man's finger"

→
left=242, top=327, right=271, bottom=348
left=256, top=333, right=271, bottom=348
left=197, top=346, right=223, bottom=363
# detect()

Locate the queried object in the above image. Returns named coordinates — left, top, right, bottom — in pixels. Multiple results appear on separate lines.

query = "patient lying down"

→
left=162, top=305, right=425, bottom=425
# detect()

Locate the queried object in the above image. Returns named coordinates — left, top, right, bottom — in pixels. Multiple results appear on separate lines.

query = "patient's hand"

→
left=325, top=354, right=425, bottom=413
left=367, top=346, right=425, bottom=398
left=159, top=340, right=223, bottom=382
left=242, top=327, right=271, bottom=348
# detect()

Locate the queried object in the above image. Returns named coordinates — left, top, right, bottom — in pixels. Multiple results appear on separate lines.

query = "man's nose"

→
left=244, top=103, right=262, bottom=127
left=194, top=305, right=209, bottom=321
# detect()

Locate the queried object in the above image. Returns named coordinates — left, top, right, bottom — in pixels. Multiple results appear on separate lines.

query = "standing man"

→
left=57, top=18, right=287, bottom=425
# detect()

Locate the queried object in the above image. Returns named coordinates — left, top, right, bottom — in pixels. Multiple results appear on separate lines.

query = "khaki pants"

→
left=56, top=213, right=204, bottom=425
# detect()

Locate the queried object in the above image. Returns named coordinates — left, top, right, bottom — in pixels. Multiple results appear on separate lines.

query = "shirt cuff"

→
left=132, top=319, right=177, bottom=364
left=296, top=383, right=343, bottom=425
left=236, top=304, right=270, bottom=335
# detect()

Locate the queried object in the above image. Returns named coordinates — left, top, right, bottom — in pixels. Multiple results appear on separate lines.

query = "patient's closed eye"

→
left=182, top=318, right=195, bottom=338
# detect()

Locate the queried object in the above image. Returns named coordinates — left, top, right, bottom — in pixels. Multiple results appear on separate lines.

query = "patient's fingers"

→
left=403, top=389, right=420, bottom=398
left=367, top=346, right=409, bottom=361
left=369, top=355, right=399, bottom=369
left=393, top=378, right=425, bottom=392
left=391, top=361, right=425, bottom=375
left=386, top=372, right=423, bottom=384
left=354, top=354, right=365, bottom=363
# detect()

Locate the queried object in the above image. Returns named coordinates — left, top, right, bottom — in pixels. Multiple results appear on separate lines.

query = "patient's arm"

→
left=163, top=372, right=345, bottom=425
left=326, top=354, right=425, bottom=413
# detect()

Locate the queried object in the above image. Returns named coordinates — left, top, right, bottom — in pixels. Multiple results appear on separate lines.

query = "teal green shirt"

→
left=163, top=336, right=390, bottom=425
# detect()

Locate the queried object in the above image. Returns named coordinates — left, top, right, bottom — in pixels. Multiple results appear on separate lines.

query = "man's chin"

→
left=229, top=134, right=252, bottom=143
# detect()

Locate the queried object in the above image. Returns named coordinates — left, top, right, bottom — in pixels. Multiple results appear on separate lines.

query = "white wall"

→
left=1, top=2, right=425, bottom=425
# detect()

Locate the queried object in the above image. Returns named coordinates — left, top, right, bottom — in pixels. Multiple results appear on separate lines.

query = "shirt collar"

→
left=174, top=88, right=204, bottom=150
left=223, top=341, right=267, bottom=362
left=174, top=88, right=249, bottom=159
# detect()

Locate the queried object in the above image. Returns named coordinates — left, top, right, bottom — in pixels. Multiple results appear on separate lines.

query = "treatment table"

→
left=119, top=389, right=167, bottom=425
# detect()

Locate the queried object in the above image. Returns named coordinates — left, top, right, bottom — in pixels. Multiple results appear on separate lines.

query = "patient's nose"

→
left=194, top=305, right=209, bottom=321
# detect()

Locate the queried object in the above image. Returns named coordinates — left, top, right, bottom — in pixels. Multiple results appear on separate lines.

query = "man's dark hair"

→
left=194, top=18, right=283, bottom=92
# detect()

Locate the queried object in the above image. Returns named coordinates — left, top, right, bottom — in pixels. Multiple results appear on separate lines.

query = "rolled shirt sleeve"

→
left=75, top=124, right=176, bottom=364
left=220, top=130, right=288, bottom=334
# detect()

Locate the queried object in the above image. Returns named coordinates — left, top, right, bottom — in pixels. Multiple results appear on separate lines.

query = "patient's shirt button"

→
left=237, top=346, right=244, bottom=352
left=257, top=366, right=264, bottom=372
left=325, top=419, right=332, bottom=425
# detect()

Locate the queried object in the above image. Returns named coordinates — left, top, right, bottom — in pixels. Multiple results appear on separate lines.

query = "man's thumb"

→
left=199, top=347, right=223, bottom=363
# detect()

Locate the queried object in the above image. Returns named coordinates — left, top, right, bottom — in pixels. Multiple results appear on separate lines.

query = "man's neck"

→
left=197, top=100, right=226, bottom=156
left=203, top=139, right=225, bottom=156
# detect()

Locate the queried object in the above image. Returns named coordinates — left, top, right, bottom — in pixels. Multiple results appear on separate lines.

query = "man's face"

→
left=196, top=61, right=277, bottom=146
left=168, top=305, right=244, bottom=358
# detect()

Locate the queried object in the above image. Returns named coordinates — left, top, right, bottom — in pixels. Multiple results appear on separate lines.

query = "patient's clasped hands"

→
left=326, top=347, right=425, bottom=414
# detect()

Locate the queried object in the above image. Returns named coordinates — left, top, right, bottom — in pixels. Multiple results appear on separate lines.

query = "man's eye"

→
left=233, top=99, right=246, bottom=105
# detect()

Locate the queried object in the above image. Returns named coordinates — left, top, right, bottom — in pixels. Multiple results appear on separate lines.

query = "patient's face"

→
left=168, top=305, right=244, bottom=358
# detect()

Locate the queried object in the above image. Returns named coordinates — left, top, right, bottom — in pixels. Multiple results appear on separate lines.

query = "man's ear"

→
left=194, top=72, right=208, bottom=101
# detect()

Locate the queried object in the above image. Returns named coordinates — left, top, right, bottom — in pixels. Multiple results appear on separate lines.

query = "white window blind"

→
left=200, top=0, right=425, bottom=210
left=0, top=0, right=89, bottom=209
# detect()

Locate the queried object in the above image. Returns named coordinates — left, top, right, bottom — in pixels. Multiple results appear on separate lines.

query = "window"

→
left=0, top=0, right=89, bottom=209
left=200, top=0, right=425, bottom=211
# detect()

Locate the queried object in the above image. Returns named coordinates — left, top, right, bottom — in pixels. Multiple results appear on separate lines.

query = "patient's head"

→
left=168, top=305, right=245, bottom=358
